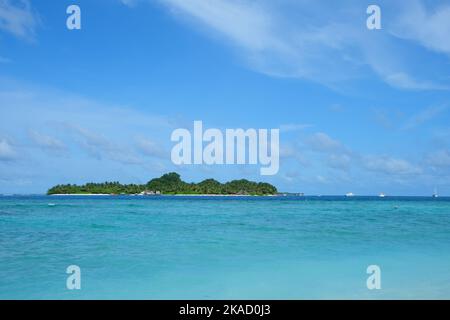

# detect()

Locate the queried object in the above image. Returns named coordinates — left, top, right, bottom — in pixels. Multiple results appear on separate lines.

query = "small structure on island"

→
left=138, top=190, right=162, bottom=196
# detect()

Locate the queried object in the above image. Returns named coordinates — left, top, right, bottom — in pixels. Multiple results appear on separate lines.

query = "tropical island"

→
left=47, top=172, right=278, bottom=196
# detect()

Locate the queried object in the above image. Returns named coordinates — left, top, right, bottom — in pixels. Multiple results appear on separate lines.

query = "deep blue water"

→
left=1, top=195, right=450, bottom=299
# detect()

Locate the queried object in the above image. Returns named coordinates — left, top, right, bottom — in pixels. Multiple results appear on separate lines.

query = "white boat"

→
left=432, top=188, right=439, bottom=198
left=345, top=192, right=355, bottom=197
left=379, top=193, right=386, bottom=198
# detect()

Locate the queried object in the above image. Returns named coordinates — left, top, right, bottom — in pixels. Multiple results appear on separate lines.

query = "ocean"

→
left=1, top=195, right=450, bottom=299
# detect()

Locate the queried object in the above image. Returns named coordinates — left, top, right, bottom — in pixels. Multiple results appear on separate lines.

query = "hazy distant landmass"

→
left=47, top=172, right=278, bottom=196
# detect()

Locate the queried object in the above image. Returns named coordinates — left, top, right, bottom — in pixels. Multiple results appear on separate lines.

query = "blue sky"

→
left=1, top=0, right=450, bottom=195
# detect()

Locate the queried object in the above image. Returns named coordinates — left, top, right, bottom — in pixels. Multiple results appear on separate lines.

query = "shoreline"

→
left=49, top=194, right=114, bottom=196
left=49, top=193, right=277, bottom=197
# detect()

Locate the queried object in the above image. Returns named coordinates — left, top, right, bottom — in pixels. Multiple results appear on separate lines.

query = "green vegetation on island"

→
left=47, top=172, right=278, bottom=196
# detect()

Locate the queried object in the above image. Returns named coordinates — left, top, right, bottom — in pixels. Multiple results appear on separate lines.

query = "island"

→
left=47, top=172, right=278, bottom=196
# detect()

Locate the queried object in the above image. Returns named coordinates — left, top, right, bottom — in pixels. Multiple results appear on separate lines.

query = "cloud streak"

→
left=0, top=0, right=39, bottom=39
left=157, top=0, right=450, bottom=90
left=0, top=138, right=16, bottom=161
left=363, top=155, right=422, bottom=175
left=391, top=0, right=450, bottom=55
left=28, top=130, right=66, bottom=153
left=402, top=105, right=448, bottom=130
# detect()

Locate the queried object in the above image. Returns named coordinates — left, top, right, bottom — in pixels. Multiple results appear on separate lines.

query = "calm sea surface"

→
left=1, top=195, right=450, bottom=299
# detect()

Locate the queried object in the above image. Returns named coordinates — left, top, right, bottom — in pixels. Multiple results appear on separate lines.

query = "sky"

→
left=1, top=0, right=450, bottom=195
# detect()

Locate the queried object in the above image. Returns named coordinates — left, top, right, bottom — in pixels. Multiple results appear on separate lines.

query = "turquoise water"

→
left=1, top=195, right=450, bottom=299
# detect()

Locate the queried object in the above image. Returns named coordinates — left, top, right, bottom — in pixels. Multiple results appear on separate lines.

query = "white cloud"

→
left=391, top=0, right=450, bottom=55
left=0, top=79, right=178, bottom=172
left=157, top=0, right=450, bottom=90
left=159, top=0, right=359, bottom=85
left=425, top=150, right=450, bottom=168
left=0, top=0, right=38, bottom=39
left=279, top=123, right=312, bottom=133
left=120, top=0, right=139, bottom=7
left=279, top=144, right=296, bottom=159
left=363, top=155, right=421, bottom=175
left=297, top=131, right=424, bottom=177
left=163, top=0, right=280, bottom=52
left=371, top=104, right=448, bottom=131
left=0, top=138, right=16, bottom=160
left=327, top=153, right=352, bottom=170
left=28, top=130, right=66, bottom=152
left=0, top=80, right=186, bottom=193
left=66, top=125, right=144, bottom=165
left=304, top=132, right=343, bottom=153
left=402, top=105, right=448, bottom=130
left=135, top=137, right=166, bottom=158
left=279, top=142, right=310, bottom=167
left=385, top=73, right=449, bottom=91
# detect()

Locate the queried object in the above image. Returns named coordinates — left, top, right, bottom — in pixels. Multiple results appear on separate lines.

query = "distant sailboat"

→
left=432, top=188, right=439, bottom=198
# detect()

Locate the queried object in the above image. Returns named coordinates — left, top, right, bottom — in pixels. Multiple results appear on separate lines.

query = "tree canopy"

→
left=47, top=172, right=278, bottom=195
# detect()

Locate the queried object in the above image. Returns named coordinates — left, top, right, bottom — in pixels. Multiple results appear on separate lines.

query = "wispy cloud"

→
left=64, top=124, right=144, bottom=166
left=157, top=0, right=450, bottom=90
left=304, top=132, right=345, bottom=154
left=0, top=0, right=39, bottom=39
left=120, top=0, right=139, bottom=7
left=391, top=0, right=450, bottom=55
left=292, top=131, right=424, bottom=178
left=384, top=73, right=449, bottom=91
left=0, top=79, right=178, bottom=188
left=279, top=123, right=312, bottom=133
left=163, top=0, right=280, bottom=52
left=0, top=138, right=16, bottom=161
left=402, top=105, right=448, bottom=130
left=327, top=153, right=352, bottom=171
left=28, top=129, right=66, bottom=153
left=135, top=137, right=167, bottom=159
left=159, top=0, right=359, bottom=86
left=363, top=155, right=421, bottom=175
left=425, top=149, right=450, bottom=168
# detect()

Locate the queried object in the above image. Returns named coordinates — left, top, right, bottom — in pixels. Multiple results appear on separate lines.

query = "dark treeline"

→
left=47, top=172, right=278, bottom=195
